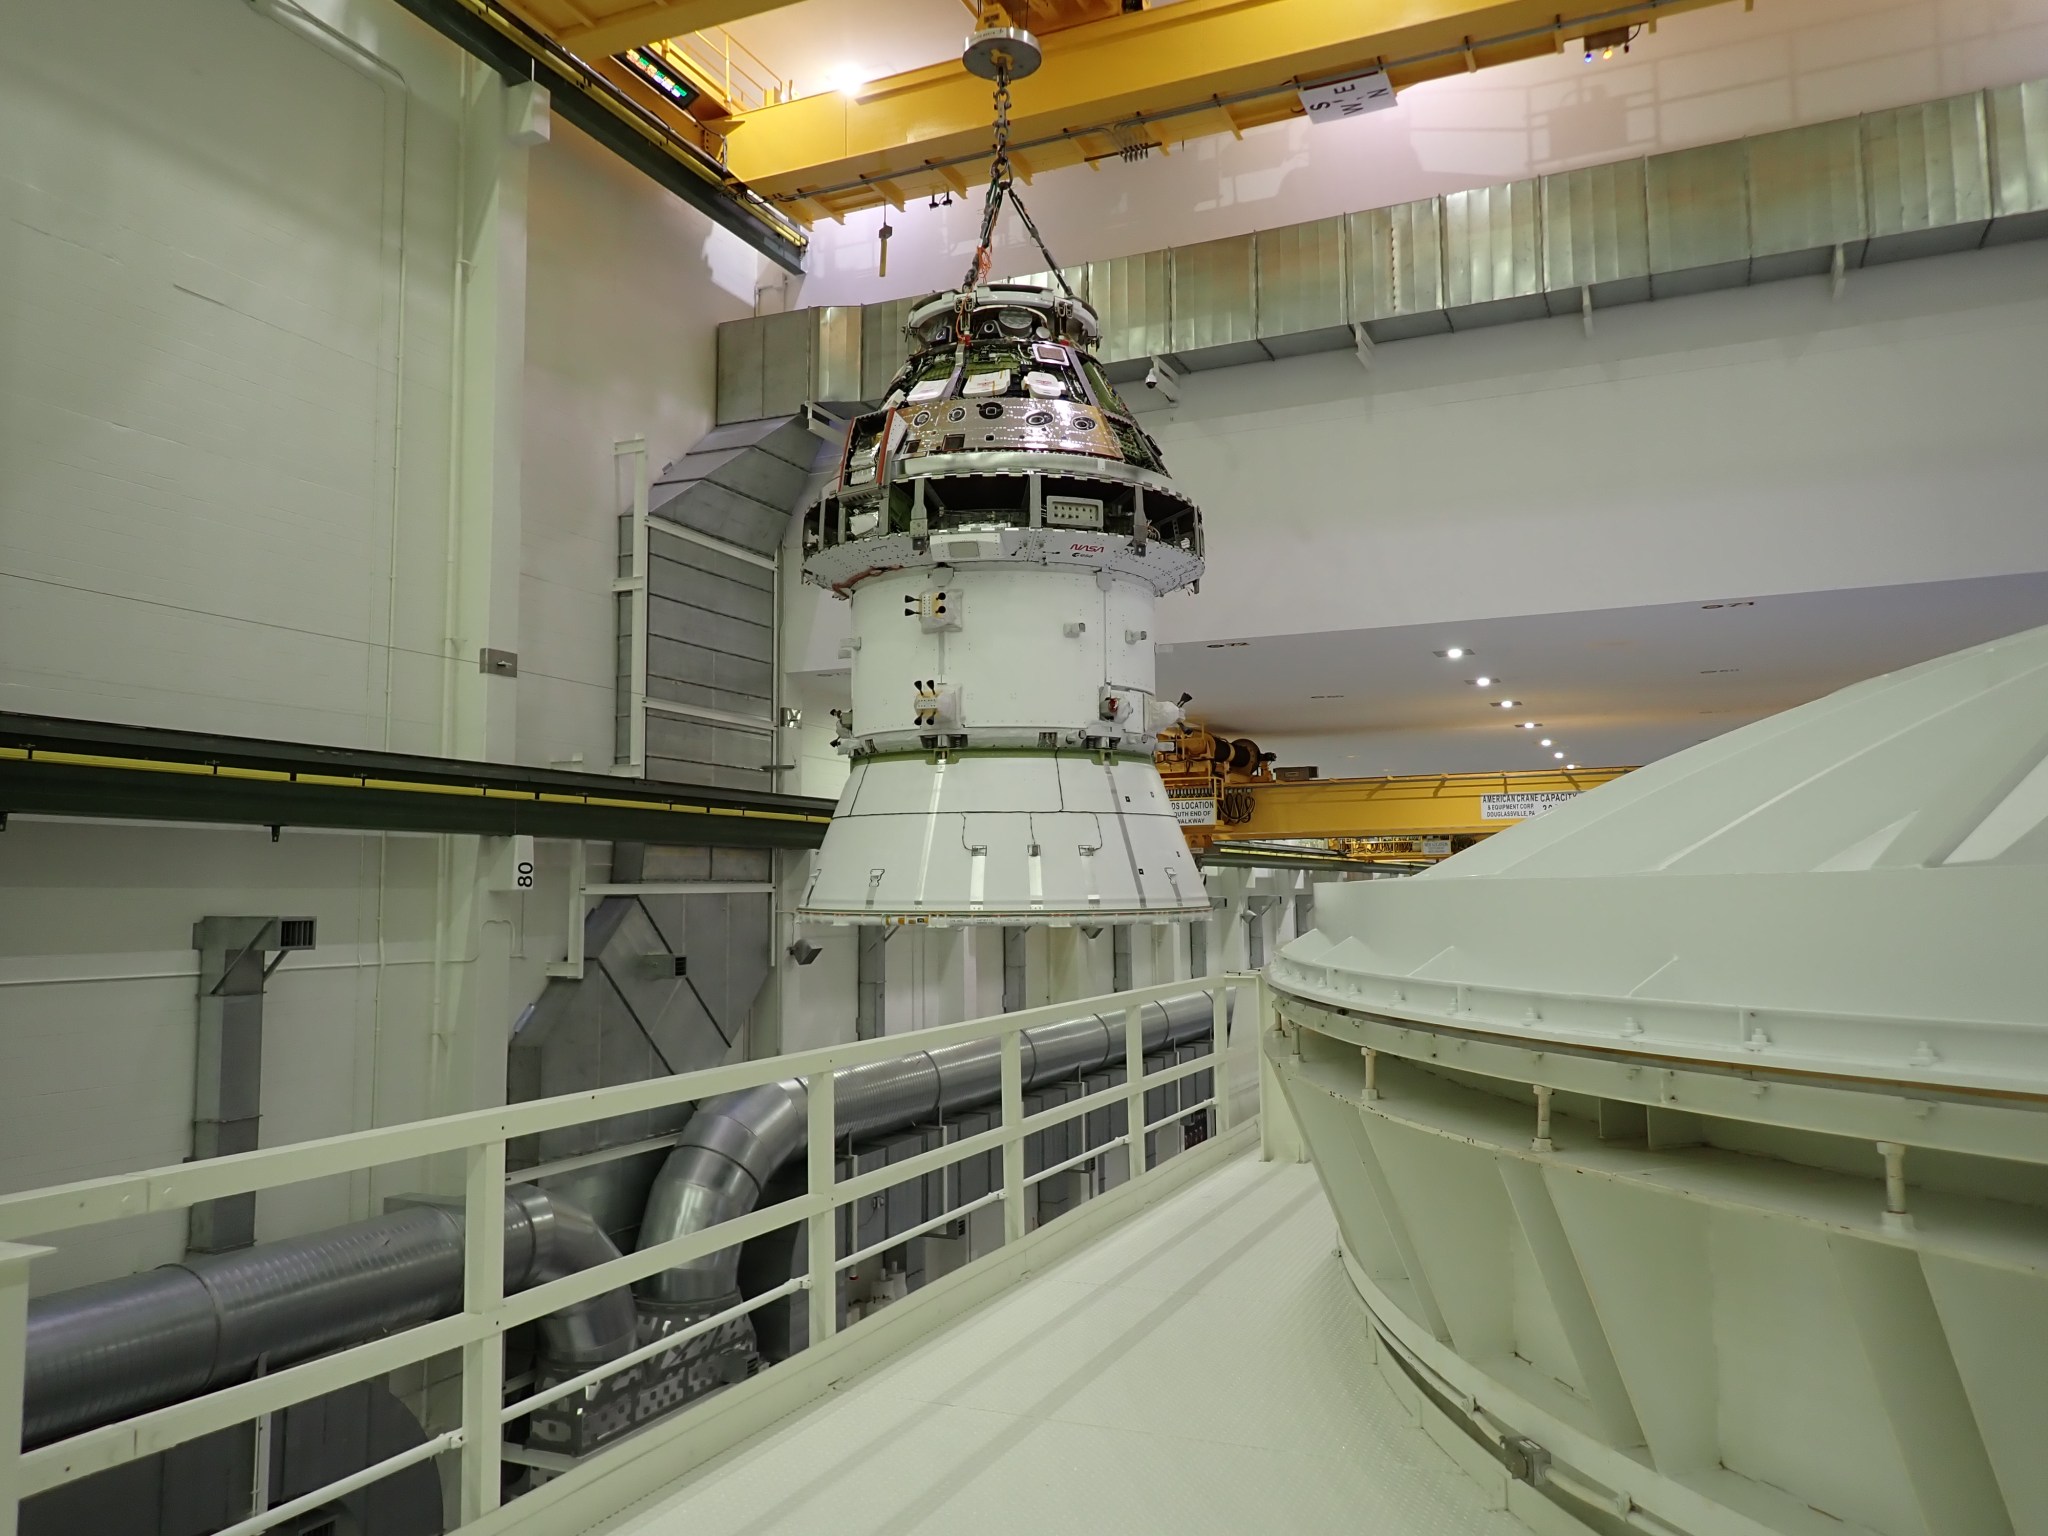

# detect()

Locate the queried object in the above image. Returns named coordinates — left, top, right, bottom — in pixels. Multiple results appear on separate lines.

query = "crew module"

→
left=796, top=280, right=1210, bottom=924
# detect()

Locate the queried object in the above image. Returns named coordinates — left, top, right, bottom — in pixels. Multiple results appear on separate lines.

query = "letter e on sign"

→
left=1300, top=70, right=1397, bottom=123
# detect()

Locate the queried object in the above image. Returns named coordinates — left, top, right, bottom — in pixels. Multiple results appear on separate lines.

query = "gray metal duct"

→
left=715, top=76, right=2048, bottom=414
left=635, top=991, right=1222, bottom=1308
left=22, top=1185, right=635, bottom=1449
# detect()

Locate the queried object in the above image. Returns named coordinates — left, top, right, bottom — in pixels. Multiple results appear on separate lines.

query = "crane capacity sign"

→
left=1480, top=791, right=1581, bottom=821
left=1299, top=69, right=1396, bottom=123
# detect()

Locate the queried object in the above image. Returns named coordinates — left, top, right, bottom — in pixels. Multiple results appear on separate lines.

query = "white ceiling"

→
left=1156, top=572, right=2048, bottom=776
left=724, top=0, right=963, bottom=97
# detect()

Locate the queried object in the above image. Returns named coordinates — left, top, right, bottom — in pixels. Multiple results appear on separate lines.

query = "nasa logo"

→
left=1067, top=541, right=1107, bottom=555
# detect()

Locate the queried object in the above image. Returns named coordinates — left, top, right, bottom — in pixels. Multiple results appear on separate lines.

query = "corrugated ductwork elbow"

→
left=634, top=991, right=1224, bottom=1309
left=22, top=1186, right=632, bottom=1448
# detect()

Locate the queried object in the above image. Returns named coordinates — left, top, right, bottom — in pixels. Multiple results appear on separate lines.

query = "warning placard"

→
left=1479, top=791, right=1581, bottom=821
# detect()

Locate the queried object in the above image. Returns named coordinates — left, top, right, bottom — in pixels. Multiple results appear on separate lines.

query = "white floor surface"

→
left=587, top=1155, right=1535, bottom=1536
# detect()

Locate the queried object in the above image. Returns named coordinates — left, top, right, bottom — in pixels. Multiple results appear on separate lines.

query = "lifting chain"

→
left=960, top=65, right=1076, bottom=299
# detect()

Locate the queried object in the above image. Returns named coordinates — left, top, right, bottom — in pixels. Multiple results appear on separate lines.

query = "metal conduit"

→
left=635, top=991, right=1223, bottom=1308
left=20, top=993, right=1225, bottom=1448
left=21, top=1185, right=635, bottom=1448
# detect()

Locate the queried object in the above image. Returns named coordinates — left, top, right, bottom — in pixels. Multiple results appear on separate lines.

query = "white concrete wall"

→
left=521, top=119, right=756, bottom=770
left=0, top=0, right=462, bottom=747
left=1145, top=241, right=2048, bottom=648
left=0, top=0, right=772, bottom=1288
left=782, top=0, right=2048, bottom=308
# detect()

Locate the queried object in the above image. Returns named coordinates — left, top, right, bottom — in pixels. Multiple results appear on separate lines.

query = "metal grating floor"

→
left=589, top=1156, right=1534, bottom=1536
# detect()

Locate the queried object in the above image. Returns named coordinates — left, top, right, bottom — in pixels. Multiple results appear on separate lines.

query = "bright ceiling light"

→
left=1496, top=699, right=1521, bottom=709
left=1553, top=751, right=1565, bottom=759
left=827, top=62, right=871, bottom=96
left=1471, top=676, right=1493, bottom=687
left=1567, top=763, right=1579, bottom=769
left=1435, top=647, right=1469, bottom=659
left=1540, top=738, right=1553, bottom=747
left=1518, top=722, right=1539, bottom=729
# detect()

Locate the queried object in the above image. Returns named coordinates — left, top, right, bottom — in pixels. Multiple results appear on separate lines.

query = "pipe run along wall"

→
left=635, top=991, right=1223, bottom=1308
left=20, top=992, right=1224, bottom=1448
left=22, top=1186, right=635, bottom=1448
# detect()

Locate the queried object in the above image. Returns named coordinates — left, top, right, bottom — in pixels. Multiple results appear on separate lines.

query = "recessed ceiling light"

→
left=1495, top=699, right=1521, bottom=709
left=1553, top=751, right=1565, bottom=759
left=1567, top=763, right=1579, bottom=769
left=1470, top=676, right=1493, bottom=687
left=1540, top=738, right=1553, bottom=747
left=1435, top=648, right=1470, bottom=659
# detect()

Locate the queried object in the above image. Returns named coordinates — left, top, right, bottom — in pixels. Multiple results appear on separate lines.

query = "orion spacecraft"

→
left=795, top=280, right=1209, bottom=925
left=795, top=22, right=1210, bottom=926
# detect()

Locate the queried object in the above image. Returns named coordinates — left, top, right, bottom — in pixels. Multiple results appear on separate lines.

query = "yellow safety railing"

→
left=646, top=28, right=787, bottom=114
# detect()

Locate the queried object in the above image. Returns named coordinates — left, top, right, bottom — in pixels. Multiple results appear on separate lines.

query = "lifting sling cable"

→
left=960, top=63, right=1077, bottom=297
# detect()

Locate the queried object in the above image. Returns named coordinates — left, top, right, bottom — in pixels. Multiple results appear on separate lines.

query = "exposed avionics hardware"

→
left=797, top=281, right=1208, bottom=925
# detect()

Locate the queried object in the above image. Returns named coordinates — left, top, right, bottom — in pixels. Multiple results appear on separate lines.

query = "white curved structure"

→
left=1269, top=625, right=2048, bottom=1536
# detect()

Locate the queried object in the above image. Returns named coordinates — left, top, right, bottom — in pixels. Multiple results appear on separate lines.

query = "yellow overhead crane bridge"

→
left=1157, top=725, right=1629, bottom=862
left=488, top=0, right=1749, bottom=232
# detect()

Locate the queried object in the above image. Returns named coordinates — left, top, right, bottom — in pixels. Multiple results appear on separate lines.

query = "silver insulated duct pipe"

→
left=635, top=991, right=1223, bottom=1308
left=22, top=1185, right=635, bottom=1448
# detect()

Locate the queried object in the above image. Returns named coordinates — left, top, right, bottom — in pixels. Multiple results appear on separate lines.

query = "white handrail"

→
left=0, top=977, right=1235, bottom=1241
left=0, top=973, right=1266, bottom=1532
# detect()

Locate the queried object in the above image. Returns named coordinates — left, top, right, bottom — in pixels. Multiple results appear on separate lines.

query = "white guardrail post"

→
left=1124, top=1000, right=1148, bottom=1179
left=1213, top=984, right=1233, bottom=1132
left=999, top=1030, right=1026, bottom=1244
left=0, top=1242, right=45, bottom=1536
left=806, top=1067, right=838, bottom=1347
left=459, top=1138, right=507, bottom=1522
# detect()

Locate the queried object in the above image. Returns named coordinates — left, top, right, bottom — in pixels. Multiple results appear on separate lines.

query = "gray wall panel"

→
left=1441, top=179, right=1544, bottom=326
left=1256, top=218, right=1347, bottom=342
left=1989, top=78, right=2048, bottom=239
left=1171, top=234, right=1257, bottom=353
left=1348, top=199, right=1447, bottom=339
left=1864, top=94, right=1992, bottom=260
left=1648, top=140, right=1752, bottom=293
left=1087, top=249, right=1174, bottom=363
left=1542, top=159, right=1650, bottom=303
left=759, top=309, right=817, bottom=418
left=1748, top=119, right=1866, bottom=272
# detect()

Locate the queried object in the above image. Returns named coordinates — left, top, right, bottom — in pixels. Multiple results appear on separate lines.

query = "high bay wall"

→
left=0, top=0, right=765, bottom=1291
left=715, top=78, right=2048, bottom=418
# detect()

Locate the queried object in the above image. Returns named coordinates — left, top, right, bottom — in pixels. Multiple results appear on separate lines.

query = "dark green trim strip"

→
left=0, top=713, right=832, bottom=849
